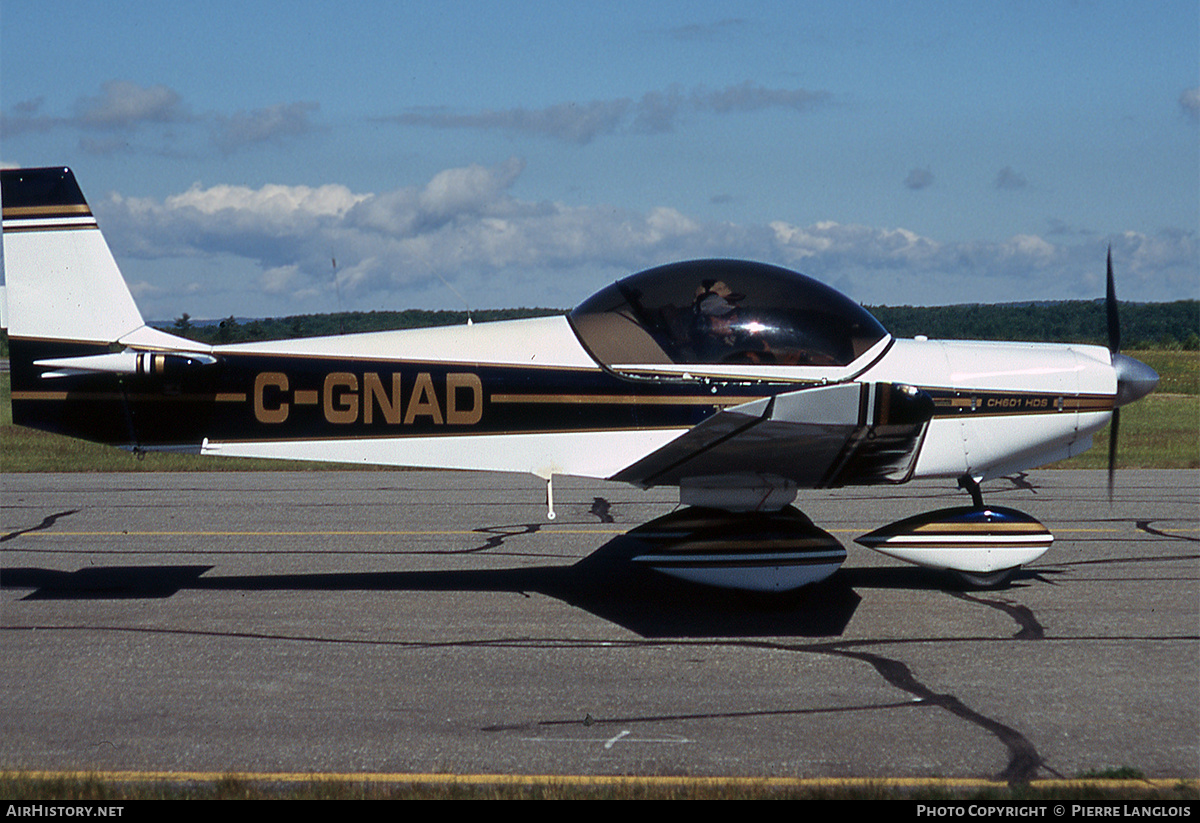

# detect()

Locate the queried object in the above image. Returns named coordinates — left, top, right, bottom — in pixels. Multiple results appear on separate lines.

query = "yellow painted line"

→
left=3, top=769, right=1192, bottom=791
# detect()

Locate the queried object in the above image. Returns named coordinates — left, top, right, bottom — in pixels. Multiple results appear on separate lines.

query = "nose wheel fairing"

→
left=854, top=505, right=1052, bottom=575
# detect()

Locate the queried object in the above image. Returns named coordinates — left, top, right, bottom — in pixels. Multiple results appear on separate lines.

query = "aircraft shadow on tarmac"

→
left=3, top=530, right=1048, bottom=638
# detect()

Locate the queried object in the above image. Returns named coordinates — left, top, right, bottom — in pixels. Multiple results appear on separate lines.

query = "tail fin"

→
left=3, top=167, right=207, bottom=447
left=1, top=166, right=146, bottom=343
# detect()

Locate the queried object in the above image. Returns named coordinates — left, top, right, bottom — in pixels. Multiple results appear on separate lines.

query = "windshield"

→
left=569, top=260, right=888, bottom=369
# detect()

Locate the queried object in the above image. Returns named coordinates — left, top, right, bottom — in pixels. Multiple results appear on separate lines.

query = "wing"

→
left=611, top=381, right=934, bottom=489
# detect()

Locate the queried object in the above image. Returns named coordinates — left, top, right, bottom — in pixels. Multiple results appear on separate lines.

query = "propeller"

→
left=1106, top=248, right=1120, bottom=499
left=1104, top=247, right=1160, bottom=499
left=1106, top=248, right=1120, bottom=355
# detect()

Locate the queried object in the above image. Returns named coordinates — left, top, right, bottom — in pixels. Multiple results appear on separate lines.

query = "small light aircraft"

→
left=1, top=167, right=1159, bottom=591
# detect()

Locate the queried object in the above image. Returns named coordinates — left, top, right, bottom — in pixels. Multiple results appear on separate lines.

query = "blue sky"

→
left=3, top=1, right=1197, bottom=321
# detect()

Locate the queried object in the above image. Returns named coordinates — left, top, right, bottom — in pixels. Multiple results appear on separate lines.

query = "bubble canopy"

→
left=568, top=260, right=888, bottom=369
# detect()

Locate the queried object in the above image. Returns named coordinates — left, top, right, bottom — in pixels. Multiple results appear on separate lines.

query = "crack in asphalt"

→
left=813, top=646, right=1055, bottom=784
left=2, top=619, right=1058, bottom=783
left=457, top=514, right=1054, bottom=783
left=799, top=587, right=1051, bottom=782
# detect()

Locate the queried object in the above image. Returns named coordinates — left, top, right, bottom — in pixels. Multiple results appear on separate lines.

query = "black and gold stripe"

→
left=925, top=387, right=1114, bottom=417
left=2, top=168, right=97, bottom=231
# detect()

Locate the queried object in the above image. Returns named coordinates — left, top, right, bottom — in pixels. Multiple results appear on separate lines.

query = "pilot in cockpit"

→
left=692, top=280, right=771, bottom=362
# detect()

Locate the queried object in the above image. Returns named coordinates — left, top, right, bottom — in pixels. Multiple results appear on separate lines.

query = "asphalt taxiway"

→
left=1, top=469, right=1196, bottom=780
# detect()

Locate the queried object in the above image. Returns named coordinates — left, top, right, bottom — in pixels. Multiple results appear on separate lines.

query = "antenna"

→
left=331, top=254, right=346, bottom=335
left=435, top=271, right=473, bottom=325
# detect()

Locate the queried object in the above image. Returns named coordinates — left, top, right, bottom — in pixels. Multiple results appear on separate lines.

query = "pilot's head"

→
left=694, top=280, right=744, bottom=317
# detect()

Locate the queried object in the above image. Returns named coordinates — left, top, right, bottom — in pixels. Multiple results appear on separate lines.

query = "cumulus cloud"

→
left=93, top=158, right=1197, bottom=319
left=98, top=157, right=717, bottom=309
left=904, top=167, right=934, bottom=190
left=164, top=180, right=366, bottom=218
left=103, top=178, right=367, bottom=270
left=770, top=221, right=941, bottom=268
left=419, top=157, right=525, bottom=219
left=390, top=81, right=831, bottom=144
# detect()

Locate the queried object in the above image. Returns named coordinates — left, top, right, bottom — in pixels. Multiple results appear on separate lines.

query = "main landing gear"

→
left=622, top=474, right=1052, bottom=593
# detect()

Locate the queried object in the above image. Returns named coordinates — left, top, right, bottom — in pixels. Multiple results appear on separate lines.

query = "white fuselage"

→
left=194, top=317, right=1117, bottom=489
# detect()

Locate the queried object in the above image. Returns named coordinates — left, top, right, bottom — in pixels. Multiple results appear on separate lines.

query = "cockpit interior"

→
left=569, top=259, right=888, bottom=370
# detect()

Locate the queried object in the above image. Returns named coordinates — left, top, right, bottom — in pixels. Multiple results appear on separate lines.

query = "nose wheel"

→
left=948, top=475, right=1021, bottom=588
left=954, top=567, right=1018, bottom=589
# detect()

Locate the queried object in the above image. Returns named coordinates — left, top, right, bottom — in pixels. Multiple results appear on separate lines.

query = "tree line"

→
left=867, top=300, right=1199, bottom=349
left=164, top=307, right=562, bottom=345
left=164, top=299, right=1197, bottom=350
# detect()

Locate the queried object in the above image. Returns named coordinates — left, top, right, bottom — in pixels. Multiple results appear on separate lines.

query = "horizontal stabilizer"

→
left=33, top=350, right=219, bottom=379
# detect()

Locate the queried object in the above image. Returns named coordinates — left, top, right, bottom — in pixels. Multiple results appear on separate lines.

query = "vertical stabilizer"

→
left=1, top=167, right=145, bottom=342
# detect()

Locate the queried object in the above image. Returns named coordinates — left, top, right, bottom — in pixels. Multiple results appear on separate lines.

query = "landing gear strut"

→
left=860, top=474, right=1031, bottom=589
left=949, top=474, right=1019, bottom=587
left=957, top=473, right=985, bottom=508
